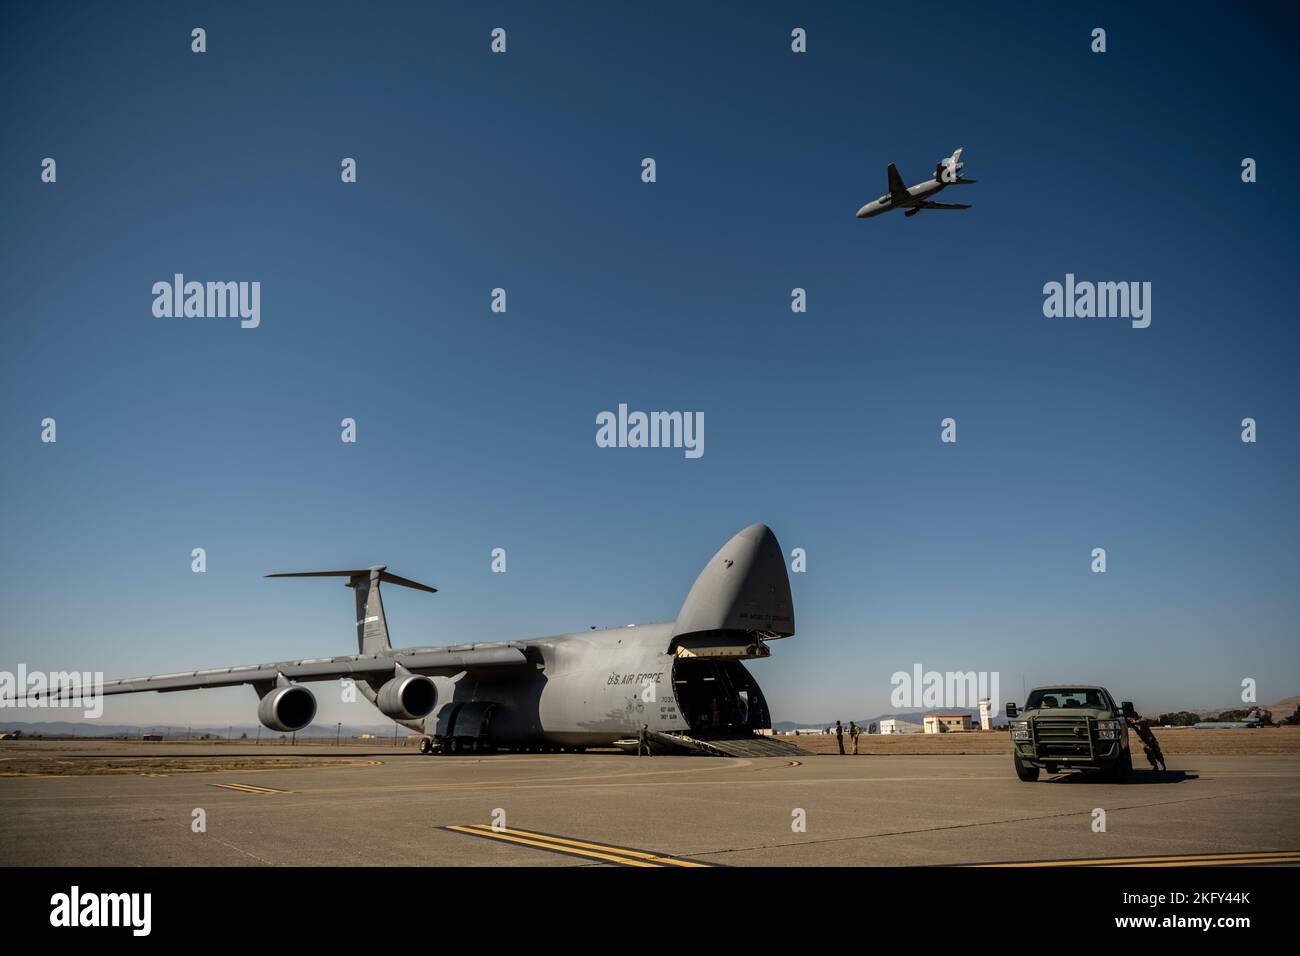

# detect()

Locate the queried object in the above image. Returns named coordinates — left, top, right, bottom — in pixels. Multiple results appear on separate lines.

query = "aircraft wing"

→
left=886, top=163, right=908, bottom=200
left=16, top=642, right=532, bottom=702
left=917, top=201, right=971, bottom=210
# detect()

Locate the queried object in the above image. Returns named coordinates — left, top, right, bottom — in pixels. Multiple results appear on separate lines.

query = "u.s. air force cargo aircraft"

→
left=856, top=147, right=976, bottom=219
left=28, top=524, right=808, bottom=758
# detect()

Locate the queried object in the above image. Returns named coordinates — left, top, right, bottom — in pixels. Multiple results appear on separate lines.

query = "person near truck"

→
left=1126, top=712, right=1166, bottom=771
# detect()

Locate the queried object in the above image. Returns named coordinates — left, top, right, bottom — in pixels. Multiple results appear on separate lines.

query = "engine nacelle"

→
left=376, top=673, right=437, bottom=721
left=257, top=684, right=317, bottom=733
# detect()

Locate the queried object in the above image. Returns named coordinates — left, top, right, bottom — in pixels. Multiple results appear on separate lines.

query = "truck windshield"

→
left=1027, top=689, right=1105, bottom=709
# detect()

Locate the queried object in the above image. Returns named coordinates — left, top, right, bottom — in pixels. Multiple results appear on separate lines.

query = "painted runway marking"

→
left=974, top=850, right=1300, bottom=867
left=443, top=824, right=715, bottom=867
left=210, top=782, right=291, bottom=795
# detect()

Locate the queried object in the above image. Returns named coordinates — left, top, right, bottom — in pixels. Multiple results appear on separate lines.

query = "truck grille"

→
left=1033, top=716, right=1092, bottom=757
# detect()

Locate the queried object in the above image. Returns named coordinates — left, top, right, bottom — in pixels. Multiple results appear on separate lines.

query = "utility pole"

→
left=336, top=722, right=341, bottom=747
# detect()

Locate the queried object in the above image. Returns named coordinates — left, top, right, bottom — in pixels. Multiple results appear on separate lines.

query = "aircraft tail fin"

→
left=672, top=524, right=795, bottom=642
left=266, top=567, right=437, bottom=655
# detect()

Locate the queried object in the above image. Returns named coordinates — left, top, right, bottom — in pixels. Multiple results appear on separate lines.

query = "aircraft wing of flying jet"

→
left=858, top=148, right=976, bottom=219
left=12, top=526, right=808, bottom=757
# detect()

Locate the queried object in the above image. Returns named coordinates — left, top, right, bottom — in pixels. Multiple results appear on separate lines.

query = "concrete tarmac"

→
left=1, top=743, right=1297, bottom=866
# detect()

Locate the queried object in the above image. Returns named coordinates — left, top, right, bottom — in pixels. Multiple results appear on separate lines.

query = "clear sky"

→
left=2, top=2, right=1297, bottom=729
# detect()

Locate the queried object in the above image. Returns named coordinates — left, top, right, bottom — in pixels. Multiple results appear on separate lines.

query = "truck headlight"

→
left=1011, top=720, right=1029, bottom=741
left=1096, top=719, right=1120, bottom=739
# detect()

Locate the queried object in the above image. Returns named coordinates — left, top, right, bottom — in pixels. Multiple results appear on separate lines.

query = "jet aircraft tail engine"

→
left=256, top=683, right=317, bottom=733
left=935, top=147, right=964, bottom=181
left=935, top=147, right=974, bottom=184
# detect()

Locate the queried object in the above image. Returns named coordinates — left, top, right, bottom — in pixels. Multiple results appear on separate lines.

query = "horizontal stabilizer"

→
left=265, top=567, right=437, bottom=593
left=266, top=566, right=436, bottom=654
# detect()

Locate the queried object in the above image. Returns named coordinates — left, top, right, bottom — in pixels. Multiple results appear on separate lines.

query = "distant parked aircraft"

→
left=1194, top=708, right=1266, bottom=729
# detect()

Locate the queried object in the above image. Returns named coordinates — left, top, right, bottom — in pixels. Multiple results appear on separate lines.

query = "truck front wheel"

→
left=1115, top=748, right=1133, bottom=781
left=1014, top=753, right=1040, bottom=782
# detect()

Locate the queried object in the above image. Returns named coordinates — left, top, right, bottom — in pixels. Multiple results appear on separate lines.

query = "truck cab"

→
left=1005, top=686, right=1134, bottom=782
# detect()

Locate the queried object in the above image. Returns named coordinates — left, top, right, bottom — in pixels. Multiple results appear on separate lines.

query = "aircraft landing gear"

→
left=419, top=737, right=435, bottom=755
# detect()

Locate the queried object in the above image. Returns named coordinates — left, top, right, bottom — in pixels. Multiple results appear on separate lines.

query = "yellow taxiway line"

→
left=444, top=823, right=713, bottom=867
left=210, top=782, right=291, bottom=795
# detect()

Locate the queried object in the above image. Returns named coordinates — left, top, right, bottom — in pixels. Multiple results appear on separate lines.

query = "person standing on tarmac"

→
left=835, top=719, right=845, bottom=755
left=849, top=720, right=860, bottom=754
left=1125, top=712, right=1167, bottom=771
left=637, top=723, right=651, bottom=757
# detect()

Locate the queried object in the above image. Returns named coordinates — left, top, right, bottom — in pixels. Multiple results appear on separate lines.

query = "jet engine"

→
left=257, top=683, right=317, bottom=733
left=375, top=673, right=437, bottom=721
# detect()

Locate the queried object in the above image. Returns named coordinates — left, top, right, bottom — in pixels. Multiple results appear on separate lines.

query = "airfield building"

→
left=879, top=719, right=924, bottom=735
left=924, top=714, right=974, bottom=733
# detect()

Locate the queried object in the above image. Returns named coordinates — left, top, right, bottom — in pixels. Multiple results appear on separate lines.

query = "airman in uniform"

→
left=1126, top=713, right=1166, bottom=771
left=849, top=720, right=860, bottom=754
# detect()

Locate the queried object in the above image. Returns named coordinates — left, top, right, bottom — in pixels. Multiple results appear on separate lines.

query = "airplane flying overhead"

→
left=856, top=147, right=976, bottom=219
left=20, top=524, right=806, bottom=757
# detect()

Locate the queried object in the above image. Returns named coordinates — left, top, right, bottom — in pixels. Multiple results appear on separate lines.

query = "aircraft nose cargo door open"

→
left=671, top=657, right=769, bottom=734
left=666, top=649, right=810, bottom=757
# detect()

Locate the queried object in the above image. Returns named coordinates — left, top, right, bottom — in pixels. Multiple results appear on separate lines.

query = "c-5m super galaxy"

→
left=856, top=147, right=976, bottom=219
left=25, top=524, right=807, bottom=758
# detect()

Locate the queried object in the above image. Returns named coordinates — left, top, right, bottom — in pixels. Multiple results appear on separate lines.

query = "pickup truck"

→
left=1005, top=686, right=1135, bottom=782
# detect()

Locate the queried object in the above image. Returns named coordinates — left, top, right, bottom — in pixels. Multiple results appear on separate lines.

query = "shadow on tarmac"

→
left=1050, top=768, right=1197, bottom=784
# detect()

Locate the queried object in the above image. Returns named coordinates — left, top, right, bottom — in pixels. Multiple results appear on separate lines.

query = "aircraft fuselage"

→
left=856, top=178, right=948, bottom=218
left=404, top=620, right=774, bottom=748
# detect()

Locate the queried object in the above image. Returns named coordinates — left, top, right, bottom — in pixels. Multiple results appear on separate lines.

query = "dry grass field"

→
left=0, top=739, right=401, bottom=776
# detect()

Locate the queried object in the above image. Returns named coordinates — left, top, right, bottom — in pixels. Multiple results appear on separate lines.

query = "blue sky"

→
left=1, top=2, right=1297, bottom=727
